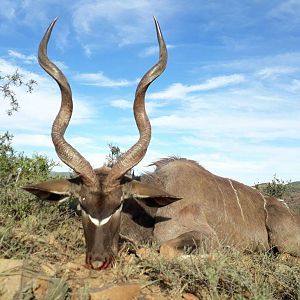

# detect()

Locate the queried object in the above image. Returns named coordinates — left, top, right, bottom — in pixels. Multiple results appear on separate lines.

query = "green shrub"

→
left=0, top=70, right=37, bottom=115
left=0, top=133, right=85, bottom=262
left=0, top=132, right=58, bottom=187
left=255, top=175, right=290, bottom=199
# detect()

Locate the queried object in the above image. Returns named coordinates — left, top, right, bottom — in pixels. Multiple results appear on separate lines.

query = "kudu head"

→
left=23, top=18, right=180, bottom=270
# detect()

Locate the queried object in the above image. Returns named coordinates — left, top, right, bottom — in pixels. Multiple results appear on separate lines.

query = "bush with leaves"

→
left=104, top=143, right=135, bottom=176
left=0, top=132, right=58, bottom=187
left=0, top=70, right=37, bottom=115
left=255, top=175, right=290, bottom=199
left=105, top=143, right=124, bottom=168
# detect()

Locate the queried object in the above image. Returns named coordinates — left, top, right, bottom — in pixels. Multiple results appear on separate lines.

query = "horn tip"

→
left=52, top=16, right=59, bottom=26
left=48, top=17, right=58, bottom=29
left=153, top=16, right=159, bottom=27
left=153, top=16, right=162, bottom=38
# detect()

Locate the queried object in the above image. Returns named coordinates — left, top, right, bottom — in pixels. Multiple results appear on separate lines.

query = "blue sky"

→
left=0, top=0, right=300, bottom=185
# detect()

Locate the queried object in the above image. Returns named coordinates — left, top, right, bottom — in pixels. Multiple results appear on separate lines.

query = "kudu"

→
left=23, top=17, right=180, bottom=269
left=24, top=18, right=300, bottom=270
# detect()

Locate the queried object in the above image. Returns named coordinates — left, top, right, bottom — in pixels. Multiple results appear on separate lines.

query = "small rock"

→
left=278, top=285, right=285, bottom=293
left=47, top=234, right=56, bottom=245
left=90, top=283, right=141, bottom=300
left=182, top=292, right=199, bottom=300
left=159, top=244, right=180, bottom=258
left=0, top=259, right=23, bottom=299
left=207, top=254, right=216, bottom=263
left=124, top=254, right=136, bottom=263
left=243, top=291, right=252, bottom=299
left=32, top=277, right=50, bottom=299
left=136, top=247, right=151, bottom=259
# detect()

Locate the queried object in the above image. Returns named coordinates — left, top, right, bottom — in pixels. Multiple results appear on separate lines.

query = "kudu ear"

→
left=22, top=179, right=75, bottom=203
left=122, top=181, right=182, bottom=207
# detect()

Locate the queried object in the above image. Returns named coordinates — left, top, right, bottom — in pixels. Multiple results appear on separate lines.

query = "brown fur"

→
left=122, top=158, right=300, bottom=255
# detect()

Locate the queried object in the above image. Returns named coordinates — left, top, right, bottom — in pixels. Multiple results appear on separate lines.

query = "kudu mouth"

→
left=85, top=256, right=113, bottom=270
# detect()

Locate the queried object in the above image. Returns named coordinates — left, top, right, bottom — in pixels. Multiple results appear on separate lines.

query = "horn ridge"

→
left=105, top=18, right=168, bottom=190
left=38, top=18, right=98, bottom=188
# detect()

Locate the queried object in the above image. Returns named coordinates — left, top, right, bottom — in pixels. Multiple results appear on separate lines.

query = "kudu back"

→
left=24, top=18, right=300, bottom=270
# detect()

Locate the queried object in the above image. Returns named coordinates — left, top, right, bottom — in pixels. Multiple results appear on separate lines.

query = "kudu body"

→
left=137, top=158, right=300, bottom=257
left=24, top=18, right=300, bottom=270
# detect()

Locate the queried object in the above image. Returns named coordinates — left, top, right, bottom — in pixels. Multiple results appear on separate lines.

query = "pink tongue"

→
left=91, top=260, right=104, bottom=269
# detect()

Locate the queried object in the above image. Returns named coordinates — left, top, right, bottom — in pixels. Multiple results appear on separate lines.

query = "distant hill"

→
left=50, top=171, right=72, bottom=178
left=287, top=181, right=300, bottom=191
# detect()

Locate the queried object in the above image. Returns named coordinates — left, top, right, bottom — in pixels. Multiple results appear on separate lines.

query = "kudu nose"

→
left=86, top=253, right=112, bottom=270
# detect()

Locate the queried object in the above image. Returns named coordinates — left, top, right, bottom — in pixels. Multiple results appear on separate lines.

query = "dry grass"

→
left=110, top=243, right=300, bottom=299
left=1, top=185, right=300, bottom=299
left=0, top=185, right=85, bottom=263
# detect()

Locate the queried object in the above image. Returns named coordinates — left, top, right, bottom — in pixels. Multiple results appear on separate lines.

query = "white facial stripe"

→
left=88, top=214, right=111, bottom=227
left=87, top=204, right=123, bottom=227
